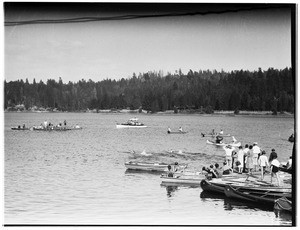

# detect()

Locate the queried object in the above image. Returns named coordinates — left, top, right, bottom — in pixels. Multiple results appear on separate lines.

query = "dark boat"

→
left=274, top=196, right=292, bottom=212
left=200, top=179, right=292, bottom=195
left=11, top=127, right=29, bottom=130
left=201, top=132, right=231, bottom=137
left=224, top=185, right=291, bottom=204
left=167, top=131, right=188, bottom=134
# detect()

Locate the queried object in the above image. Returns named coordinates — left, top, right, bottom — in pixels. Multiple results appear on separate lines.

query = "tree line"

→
left=4, top=67, right=295, bottom=114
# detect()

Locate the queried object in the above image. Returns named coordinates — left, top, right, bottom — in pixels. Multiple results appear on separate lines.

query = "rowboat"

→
left=200, top=179, right=291, bottom=195
left=31, top=126, right=82, bottom=131
left=206, top=140, right=241, bottom=147
left=11, top=127, right=30, bottom=130
left=224, top=185, right=291, bottom=204
left=167, top=131, right=188, bottom=134
left=274, top=196, right=292, bottom=212
left=161, top=173, right=206, bottom=186
left=125, top=161, right=187, bottom=172
left=201, top=133, right=231, bottom=137
left=116, top=118, right=147, bottom=128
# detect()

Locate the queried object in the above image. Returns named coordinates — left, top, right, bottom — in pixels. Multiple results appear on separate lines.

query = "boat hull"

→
left=167, top=131, right=187, bottom=134
left=161, top=174, right=205, bottom=186
left=125, top=162, right=169, bottom=172
left=11, top=127, right=29, bottom=130
left=200, top=179, right=292, bottom=195
left=116, top=124, right=147, bottom=128
left=224, top=185, right=291, bottom=204
left=202, top=133, right=231, bottom=137
left=206, top=140, right=241, bottom=147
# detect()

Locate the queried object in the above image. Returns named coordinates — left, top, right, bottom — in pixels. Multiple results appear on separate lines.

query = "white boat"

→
left=125, top=161, right=187, bottom=172
left=161, top=173, right=206, bottom=186
left=116, top=118, right=147, bottom=128
left=206, top=140, right=241, bottom=147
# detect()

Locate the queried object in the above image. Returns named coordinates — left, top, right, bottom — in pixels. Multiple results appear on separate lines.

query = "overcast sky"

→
left=4, top=3, right=293, bottom=83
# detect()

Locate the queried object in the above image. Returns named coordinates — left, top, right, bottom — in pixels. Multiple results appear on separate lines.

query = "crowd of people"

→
left=203, top=142, right=292, bottom=186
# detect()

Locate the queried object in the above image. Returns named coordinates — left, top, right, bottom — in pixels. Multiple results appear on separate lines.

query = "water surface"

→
left=4, top=112, right=294, bottom=225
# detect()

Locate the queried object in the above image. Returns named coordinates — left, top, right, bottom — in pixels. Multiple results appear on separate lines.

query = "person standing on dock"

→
left=243, top=144, right=249, bottom=173
left=269, top=151, right=281, bottom=186
left=252, top=142, right=261, bottom=172
left=245, top=145, right=254, bottom=175
left=258, top=150, right=269, bottom=180
left=223, top=145, right=235, bottom=169
left=236, top=146, right=244, bottom=174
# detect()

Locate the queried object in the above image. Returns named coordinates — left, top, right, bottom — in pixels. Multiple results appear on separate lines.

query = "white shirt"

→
left=252, top=145, right=261, bottom=156
left=258, top=155, right=269, bottom=167
left=271, top=159, right=280, bottom=167
left=223, top=146, right=235, bottom=157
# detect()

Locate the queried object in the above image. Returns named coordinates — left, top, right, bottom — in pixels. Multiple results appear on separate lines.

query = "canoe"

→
left=201, top=133, right=231, bottom=137
left=125, top=161, right=187, bottom=172
left=224, top=185, right=291, bottom=204
left=274, top=196, right=292, bottom=212
left=11, top=127, right=30, bottom=130
left=167, top=131, right=188, bottom=134
left=206, top=140, right=241, bottom=147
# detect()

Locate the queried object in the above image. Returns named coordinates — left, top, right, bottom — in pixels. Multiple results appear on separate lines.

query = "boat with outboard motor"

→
left=116, top=118, right=147, bottom=128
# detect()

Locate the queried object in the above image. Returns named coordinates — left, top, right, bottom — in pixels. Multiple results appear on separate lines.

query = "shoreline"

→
left=4, top=110, right=294, bottom=117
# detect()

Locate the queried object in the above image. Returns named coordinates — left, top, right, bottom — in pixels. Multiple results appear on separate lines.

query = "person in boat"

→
left=18, top=125, right=21, bottom=129
left=215, top=135, right=223, bottom=144
left=23, top=124, right=26, bottom=129
left=222, top=161, right=233, bottom=175
left=252, top=142, right=261, bottom=172
left=64, top=120, right=67, bottom=126
left=203, top=165, right=218, bottom=180
left=167, top=165, right=174, bottom=177
left=179, top=127, right=183, bottom=132
left=167, top=127, right=171, bottom=134
left=269, top=151, right=281, bottom=186
left=219, top=129, right=224, bottom=135
left=258, top=150, right=269, bottom=180
left=223, top=145, right=235, bottom=168
left=214, top=163, right=222, bottom=178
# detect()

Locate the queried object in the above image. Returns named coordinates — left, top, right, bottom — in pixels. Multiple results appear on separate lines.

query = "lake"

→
left=4, top=112, right=294, bottom=225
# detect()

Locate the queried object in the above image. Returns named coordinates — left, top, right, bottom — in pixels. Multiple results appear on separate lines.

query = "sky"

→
left=3, top=2, right=293, bottom=83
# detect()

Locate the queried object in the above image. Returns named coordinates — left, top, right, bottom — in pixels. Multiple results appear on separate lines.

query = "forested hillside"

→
left=4, top=67, right=294, bottom=114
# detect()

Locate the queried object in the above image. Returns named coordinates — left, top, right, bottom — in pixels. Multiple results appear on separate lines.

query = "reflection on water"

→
left=163, top=185, right=179, bottom=198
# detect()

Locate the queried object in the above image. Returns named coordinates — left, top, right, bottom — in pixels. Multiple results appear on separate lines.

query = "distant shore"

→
left=4, top=109, right=294, bottom=117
